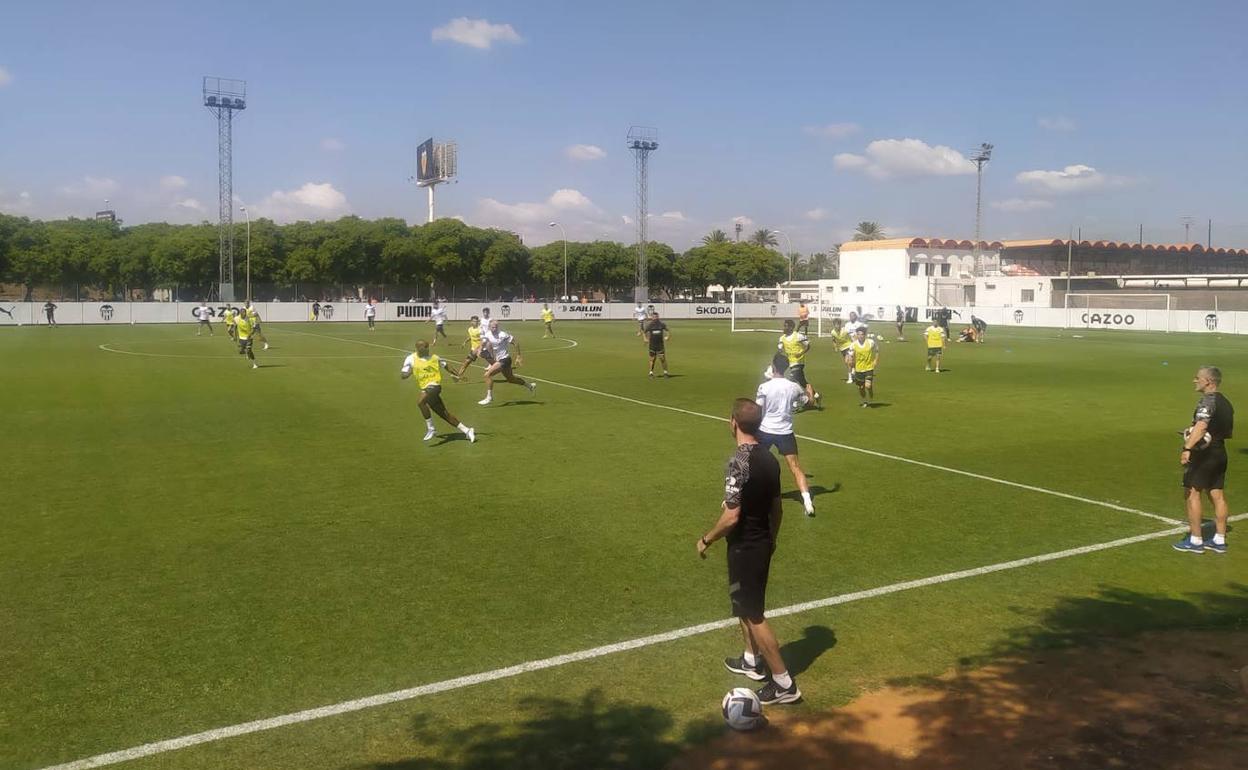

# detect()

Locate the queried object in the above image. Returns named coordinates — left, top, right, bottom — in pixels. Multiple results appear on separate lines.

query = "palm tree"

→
left=749, top=229, right=779, bottom=247
left=702, top=229, right=729, bottom=245
left=852, top=221, right=885, bottom=241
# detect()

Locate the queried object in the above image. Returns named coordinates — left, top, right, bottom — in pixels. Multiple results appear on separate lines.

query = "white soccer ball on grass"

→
left=722, top=687, right=764, bottom=731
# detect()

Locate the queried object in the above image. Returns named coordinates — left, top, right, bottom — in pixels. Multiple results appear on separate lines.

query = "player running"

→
left=828, top=317, right=854, bottom=384
left=478, top=320, right=537, bottom=405
left=428, top=300, right=449, bottom=346
left=244, top=302, right=270, bottom=350
left=924, top=321, right=947, bottom=372
left=778, top=319, right=820, bottom=409
left=402, top=340, right=476, bottom=443
left=365, top=299, right=378, bottom=331
left=541, top=303, right=555, bottom=338
left=43, top=301, right=57, bottom=326
left=644, top=311, right=671, bottom=378
left=194, top=301, right=215, bottom=336
left=895, top=305, right=906, bottom=341
left=450, top=315, right=488, bottom=382
left=234, top=308, right=260, bottom=369
left=850, top=326, right=880, bottom=407
left=758, top=354, right=817, bottom=516
left=223, top=306, right=237, bottom=340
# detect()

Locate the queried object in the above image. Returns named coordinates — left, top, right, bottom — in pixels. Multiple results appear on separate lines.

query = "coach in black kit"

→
left=697, top=398, right=802, bottom=705
left=1174, top=365, right=1233, bottom=554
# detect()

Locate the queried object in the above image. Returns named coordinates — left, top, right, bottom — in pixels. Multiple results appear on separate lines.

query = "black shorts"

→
left=252, top=323, right=262, bottom=334
left=496, top=356, right=514, bottom=374
left=928, top=347, right=943, bottom=356
left=1183, top=445, right=1228, bottom=490
left=758, top=430, right=798, bottom=456
left=238, top=337, right=253, bottom=353
left=648, top=346, right=665, bottom=356
left=480, top=349, right=495, bottom=364
left=367, top=316, right=376, bottom=324
left=797, top=319, right=809, bottom=331
left=198, top=319, right=210, bottom=325
left=435, top=323, right=446, bottom=334
left=727, top=545, right=772, bottom=619
left=423, top=384, right=444, bottom=409
left=853, top=369, right=874, bottom=384
left=786, top=364, right=808, bottom=388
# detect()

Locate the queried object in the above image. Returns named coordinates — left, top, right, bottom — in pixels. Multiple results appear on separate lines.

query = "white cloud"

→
left=657, top=211, right=686, bottom=221
left=432, top=18, right=522, bottom=50
left=621, top=215, right=634, bottom=226
left=251, top=182, right=350, bottom=223
left=1015, top=164, right=1118, bottom=194
left=59, top=176, right=120, bottom=198
left=159, top=175, right=188, bottom=191
left=833, top=139, right=976, bottom=179
left=804, top=207, right=830, bottom=221
left=320, top=137, right=345, bottom=152
left=803, top=122, right=860, bottom=139
left=565, top=144, right=606, bottom=161
left=1038, top=116, right=1076, bottom=132
left=172, top=198, right=205, bottom=212
left=0, top=189, right=33, bottom=213
left=0, top=67, right=12, bottom=88
left=990, top=198, right=1055, bottom=213
left=478, top=188, right=601, bottom=227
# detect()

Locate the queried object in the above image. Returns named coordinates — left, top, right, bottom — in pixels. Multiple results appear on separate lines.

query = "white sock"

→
left=457, top=423, right=470, bottom=434
left=773, top=671, right=793, bottom=689
left=742, top=651, right=758, bottom=667
left=1189, top=535, right=1203, bottom=545
left=1212, top=533, right=1225, bottom=544
left=801, top=491, right=813, bottom=508
left=425, top=419, right=435, bottom=431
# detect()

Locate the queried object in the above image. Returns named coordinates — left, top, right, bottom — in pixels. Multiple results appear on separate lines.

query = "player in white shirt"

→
left=194, top=301, right=214, bottom=336
left=428, top=300, right=449, bottom=346
left=634, top=304, right=648, bottom=336
left=477, top=320, right=538, bottom=405
left=756, top=354, right=816, bottom=516
left=365, top=299, right=378, bottom=331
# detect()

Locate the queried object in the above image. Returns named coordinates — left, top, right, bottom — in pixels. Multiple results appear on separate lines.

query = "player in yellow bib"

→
left=234, top=312, right=259, bottom=369
left=223, top=307, right=237, bottom=340
left=449, top=316, right=489, bottom=383
left=778, top=319, right=820, bottom=409
left=924, top=322, right=947, bottom=373
left=541, top=304, right=555, bottom=338
left=828, top=317, right=854, bottom=384
left=850, top=327, right=880, bottom=407
left=244, top=303, right=269, bottom=350
left=402, top=340, right=475, bottom=443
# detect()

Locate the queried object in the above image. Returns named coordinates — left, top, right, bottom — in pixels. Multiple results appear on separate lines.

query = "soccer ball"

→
left=1181, top=426, right=1212, bottom=449
left=721, top=687, right=764, bottom=731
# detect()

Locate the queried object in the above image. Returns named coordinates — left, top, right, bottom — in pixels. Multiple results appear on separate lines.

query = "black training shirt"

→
left=722, top=443, right=781, bottom=549
left=646, top=320, right=668, bottom=346
left=1193, top=392, right=1234, bottom=446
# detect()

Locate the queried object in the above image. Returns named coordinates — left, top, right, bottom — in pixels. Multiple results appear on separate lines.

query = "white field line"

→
left=281, top=328, right=1180, bottom=526
left=39, top=513, right=1247, bottom=770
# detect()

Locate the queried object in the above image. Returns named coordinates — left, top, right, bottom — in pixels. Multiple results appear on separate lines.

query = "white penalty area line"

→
left=40, top=513, right=1246, bottom=770
left=277, top=328, right=1180, bottom=526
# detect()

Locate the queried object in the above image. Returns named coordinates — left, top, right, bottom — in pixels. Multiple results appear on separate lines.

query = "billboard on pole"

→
left=416, top=138, right=438, bottom=183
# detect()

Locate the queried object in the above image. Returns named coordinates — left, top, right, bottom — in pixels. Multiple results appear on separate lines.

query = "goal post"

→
left=1062, top=292, right=1172, bottom=332
left=730, top=286, right=822, bottom=335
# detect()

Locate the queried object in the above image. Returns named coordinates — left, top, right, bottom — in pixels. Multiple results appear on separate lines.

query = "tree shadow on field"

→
left=671, top=583, right=1248, bottom=770
left=366, top=690, right=718, bottom=770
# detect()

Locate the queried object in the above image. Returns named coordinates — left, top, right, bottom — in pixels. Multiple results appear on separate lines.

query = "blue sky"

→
left=2, top=0, right=1246, bottom=252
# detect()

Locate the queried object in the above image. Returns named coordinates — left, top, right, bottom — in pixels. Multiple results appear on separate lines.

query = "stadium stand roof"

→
left=839, top=237, right=1248, bottom=257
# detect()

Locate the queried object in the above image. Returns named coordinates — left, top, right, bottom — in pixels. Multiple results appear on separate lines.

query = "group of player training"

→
left=193, top=300, right=269, bottom=369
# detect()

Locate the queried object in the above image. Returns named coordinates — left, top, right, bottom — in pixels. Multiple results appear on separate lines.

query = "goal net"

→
left=730, top=286, right=819, bottom=335
left=1063, top=293, right=1172, bottom=332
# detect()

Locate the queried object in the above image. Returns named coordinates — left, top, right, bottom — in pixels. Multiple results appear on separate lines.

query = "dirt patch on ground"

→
left=671, top=630, right=1248, bottom=770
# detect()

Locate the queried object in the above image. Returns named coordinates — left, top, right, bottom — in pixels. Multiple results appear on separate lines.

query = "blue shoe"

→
left=1204, top=539, right=1226, bottom=554
left=1171, top=536, right=1205, bottom=554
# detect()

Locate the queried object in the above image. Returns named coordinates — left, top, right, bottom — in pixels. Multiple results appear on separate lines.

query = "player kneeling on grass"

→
left=758, top=354, right=816, bottom=516
left=478, top=320, right=536, bottom=405
left=851, top=326, right=879, bottom=407
left=402, top=340, right=475, bottom=443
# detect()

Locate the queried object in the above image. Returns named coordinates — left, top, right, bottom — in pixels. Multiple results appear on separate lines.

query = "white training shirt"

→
left=483, top=328, right=513, bottom=360
left=634, top=306, right=647, bottom=321
left=196, top=306, right=211, bottom=320
left=431, top=306, right=448, bottom=325
left=365, top=303, right=377, bottom=317
left=755, top=376, right=805, bottom=435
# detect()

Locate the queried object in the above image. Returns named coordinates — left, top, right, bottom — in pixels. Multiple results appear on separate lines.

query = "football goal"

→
left=730, top=286, right=823, bottom=335
left=1063, top=292, right=1172, bottom=332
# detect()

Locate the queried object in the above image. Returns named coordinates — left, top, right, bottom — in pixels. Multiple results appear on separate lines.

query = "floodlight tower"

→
left=970, top=142, right=993, bottom=275
left=627, top=127, right=658, bottom=303
left=415, top=138, right=458, bottom=223
left=203, top=77, right=247, bottom=301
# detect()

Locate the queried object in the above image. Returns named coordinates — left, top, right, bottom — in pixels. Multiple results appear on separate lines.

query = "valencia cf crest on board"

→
left=1013, top=309, right=1024, bottom=324
left=1205, top=313, right=1218, bottom=330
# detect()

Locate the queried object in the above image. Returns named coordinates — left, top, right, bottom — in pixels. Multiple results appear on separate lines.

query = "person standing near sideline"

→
left=644, top=311, right=671, bottom=378
left=43, top=301, right=57, bottom=326
left=699, top=398, right=802, bottom=705
left=634, top=302, right=648, bottom=336
left=924, top=321, right=947, bottom=372
left=311, top=300, right=321, bottom=321
left=541, top=303, right=555, bottom=338
left=1174, top=366, right=1233, bottom=554
left=194, top=301, right=215, bottom=336
left=895, top=305, right=906, bottom=341
left=365, top=299, right=378, bottom=331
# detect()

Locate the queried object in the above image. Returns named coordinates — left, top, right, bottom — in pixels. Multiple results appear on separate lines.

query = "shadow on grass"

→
left=497, top=399, right=543, bottom=407
left=782, top=484, right=840, bottom=504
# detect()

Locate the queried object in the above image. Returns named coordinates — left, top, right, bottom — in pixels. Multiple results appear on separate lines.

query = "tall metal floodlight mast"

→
left=627, top=127, right=658, bottom=303
left=415, top=138, right=458, bottom=223
left=203, top=77, right=246, bottom=301
left=970, top=142, right=993, bottom=275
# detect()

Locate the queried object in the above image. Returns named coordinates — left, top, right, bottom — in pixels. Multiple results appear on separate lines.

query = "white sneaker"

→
left=845, top=377, right=853, bottom=384
left=527, top=382, right=537, bottom=395
left=263, top=343, right=270, bottom=350
left=251, top=363, right=258, bottom=369
left=477, top=396, right=492, bottom=405
left=466, top=428, right=476, bottom=443
left=423, top=427, right=436, bottom=441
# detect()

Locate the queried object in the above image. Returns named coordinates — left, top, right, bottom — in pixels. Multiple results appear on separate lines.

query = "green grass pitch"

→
left=2, top=320, right=1244, bottom=769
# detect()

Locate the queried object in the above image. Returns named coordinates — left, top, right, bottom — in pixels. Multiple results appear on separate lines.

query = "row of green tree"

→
left=0, top=214, right=872, bottom=299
